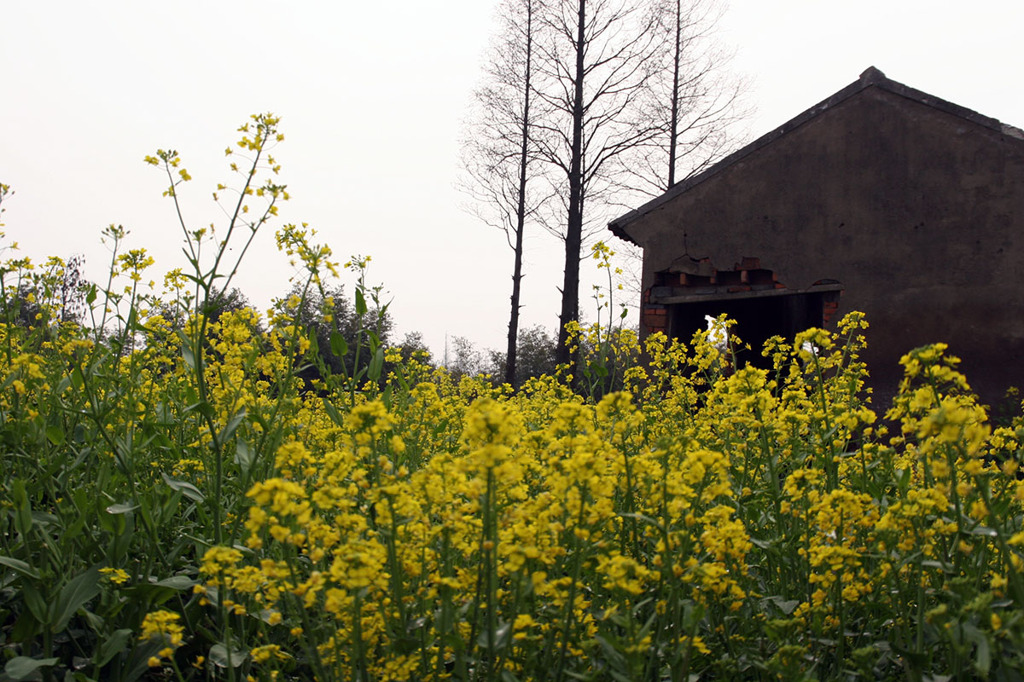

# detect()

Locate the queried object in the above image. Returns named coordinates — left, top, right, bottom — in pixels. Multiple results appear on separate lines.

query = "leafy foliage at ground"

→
left=2, top=121, right=1024, bottom=682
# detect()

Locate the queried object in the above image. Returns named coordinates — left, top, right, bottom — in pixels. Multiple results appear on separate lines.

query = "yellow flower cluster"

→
left=139, top=610, right=184, bottom=667
left=112, top=310, right=1012, bottom=678
left=5, top=241, right=1024, bottom=682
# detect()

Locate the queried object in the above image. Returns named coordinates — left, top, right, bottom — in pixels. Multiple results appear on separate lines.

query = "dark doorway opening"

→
left=668, top=290, right=838, bottom=368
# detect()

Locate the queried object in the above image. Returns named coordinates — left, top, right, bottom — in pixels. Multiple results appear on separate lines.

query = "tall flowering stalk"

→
left=7, top=114, right=1024, bottom=680
left=145, top=113, right=289, bottom=546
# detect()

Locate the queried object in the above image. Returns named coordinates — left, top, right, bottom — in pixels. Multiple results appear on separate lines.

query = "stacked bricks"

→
left=641, top=289, right=669, bottom=335
left=823, top=299, right=841, bottom=325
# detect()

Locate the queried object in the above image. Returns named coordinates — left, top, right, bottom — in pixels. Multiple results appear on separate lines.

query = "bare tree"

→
left=460, top=0, right=546, bottom=387
left=627, top=0, right=747, bottom=195
left=465, top=0, right=746, bottom=368
left=588, top=0, right=748, bottom=311
left=530, top=0, right=664, bottom=364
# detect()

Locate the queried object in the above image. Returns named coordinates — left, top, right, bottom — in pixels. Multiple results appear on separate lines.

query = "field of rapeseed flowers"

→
left=3, top=117, right=1024, bottom=681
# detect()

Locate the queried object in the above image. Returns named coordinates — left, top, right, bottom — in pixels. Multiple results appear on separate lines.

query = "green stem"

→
left=554, top=498, right=587, bottom=681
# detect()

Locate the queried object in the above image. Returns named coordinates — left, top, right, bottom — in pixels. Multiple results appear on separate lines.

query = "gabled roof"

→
left=609, top=67, right=1024, bottom=244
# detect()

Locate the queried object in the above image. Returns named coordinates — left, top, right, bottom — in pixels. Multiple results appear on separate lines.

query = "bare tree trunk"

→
left=608, top=0, right=746, bottom=203
left=667, top=0, right=682, bottom=187
left=506, top=207, right=526, bottom=384
left=555, top=0, right=587, bottom=367
left=460, top=0, right=549, bottom=387
left=506, top=0, right=535, bottom=387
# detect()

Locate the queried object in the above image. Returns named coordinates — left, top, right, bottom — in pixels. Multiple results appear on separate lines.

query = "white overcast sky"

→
left=3, top=1, right=1022, bottom=357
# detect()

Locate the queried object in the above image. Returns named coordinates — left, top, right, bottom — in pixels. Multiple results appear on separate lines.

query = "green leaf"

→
left=105, top=502, right=139, bottom=515
left=218, top=409, right=246, bottom=444
left=45, top=424, right=65, bottom=446
left=112, top=443, right=132, bottom=476
left=154, top=575, right=196, bottom=591
left=476, top=621, right=511, bottom=650
left=355, top=288, right=367, bottom=316
left=618, top=512, right=661, bottom=529
left=896, top=466, right=911, bottom=493
left=125, top=574, right=196, bottom=609
left=94, top=628, right=132, bottom=668
left=126, top=577, right=194, bottom=607
left=323, top=399, right=344, bottom=427
left=235, top=440, right=255, bottom=478
left=179, top=331, right=197, bottom=370
left=125, top=305, right=138, bottom=331
left=185, top=400, right=215, bottom=420
left=5, top=656, right=59, bottom=680
left=962, top=622, right=991, bottom=676
left=22, top=583, right=48, bottom=623
left=12, top=480, right=33, bottom=538
left=368, top=347, right=384, bottom=383
left=31, top=510, right=58, bottom=530
left=0, top=555, right=39, bottom=580
left=330, top=331, right=348, bottom=358
left=71, top=366, right=85, bottom=391
left=592, top=634, right=627, bottom=672
left=162, top=473, right=205, bottom=502
left=209, top=643, right=248, bottom=668
left=52, top=566, right=101, bottom=632
left=80, top=608, right=104, bottom=631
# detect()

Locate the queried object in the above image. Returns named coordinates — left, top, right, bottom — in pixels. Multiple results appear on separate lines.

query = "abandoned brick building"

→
left=609, top=67, right=1024, bottom=406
